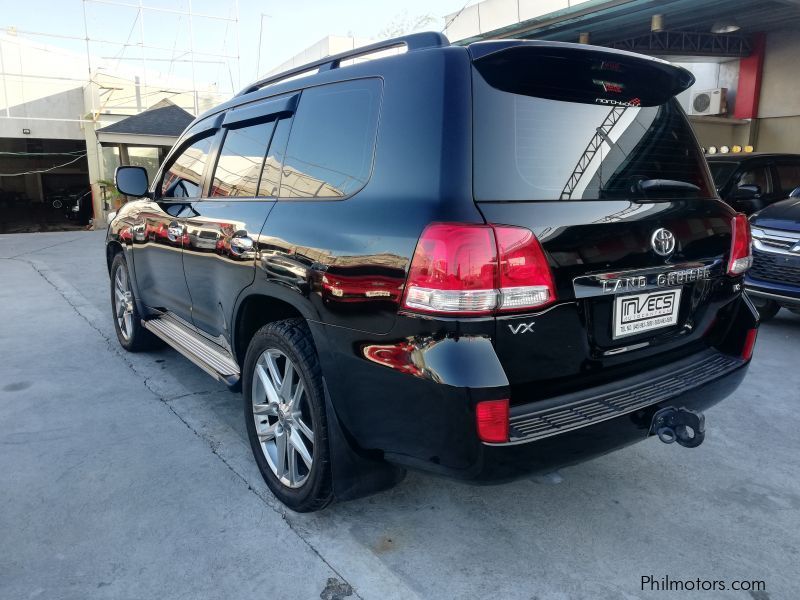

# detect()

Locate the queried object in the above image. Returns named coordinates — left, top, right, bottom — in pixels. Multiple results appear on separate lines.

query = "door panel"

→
left=182, top=200, right=274, bottom=341
left=132, top=200, right=193, bottom=322
left=134, top=128, right=216, bottom=320
left=182, top=110, right=292, bottom=343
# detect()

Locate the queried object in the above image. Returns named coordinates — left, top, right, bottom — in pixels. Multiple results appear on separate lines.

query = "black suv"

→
left=108, top=33, right=758, bottom=512
left=707, top=152, right=800, bottom=215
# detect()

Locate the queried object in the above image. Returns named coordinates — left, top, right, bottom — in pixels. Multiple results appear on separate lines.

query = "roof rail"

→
left=236, top=31, right=450, bottom=97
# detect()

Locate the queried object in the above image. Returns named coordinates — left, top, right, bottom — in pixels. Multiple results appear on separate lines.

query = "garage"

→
left=0, top=137, right=90, bottom=234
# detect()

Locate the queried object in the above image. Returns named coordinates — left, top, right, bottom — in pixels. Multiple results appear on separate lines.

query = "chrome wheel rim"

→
left=252, top=349, right=314, bottom=489
left=114, top=266, right=134, bottom=341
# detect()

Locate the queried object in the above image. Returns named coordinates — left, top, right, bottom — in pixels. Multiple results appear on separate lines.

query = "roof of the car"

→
left=705, top=152, right=800, bottom=161
left=192, top=32, right=683, bottom=128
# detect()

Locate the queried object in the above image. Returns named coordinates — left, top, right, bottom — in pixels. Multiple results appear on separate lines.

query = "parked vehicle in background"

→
left=707, top=152, right=800, bottom=215
left=106, top=33, right=758, bottom=512
left=64, top=189, right=93, bottom=225
left=746, top=194, right=800, bottom=320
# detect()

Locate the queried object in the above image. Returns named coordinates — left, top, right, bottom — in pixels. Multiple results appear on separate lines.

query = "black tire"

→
left=109, top=252, right=162, bottom=351
left=243, top=318, right=333, bottom=512
left=752, top=298, right=780, bottom=321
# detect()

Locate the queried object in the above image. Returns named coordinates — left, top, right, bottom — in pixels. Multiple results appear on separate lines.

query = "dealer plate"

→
left=613, top=288, right=682, bottom=339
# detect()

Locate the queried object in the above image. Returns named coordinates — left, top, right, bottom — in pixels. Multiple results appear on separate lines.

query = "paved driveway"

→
left=2, top=230, right=799, bottom=599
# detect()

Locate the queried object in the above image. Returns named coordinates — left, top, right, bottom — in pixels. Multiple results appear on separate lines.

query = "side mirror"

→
left=734, top=184, right=761, bottom=200
left=115, top=166, right=149, bottom=198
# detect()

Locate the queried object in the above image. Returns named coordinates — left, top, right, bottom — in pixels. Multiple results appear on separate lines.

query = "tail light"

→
left=727, top=213, right=753, bottom=275
left=742, top=328, right=758, bottom=361
left=401, top=223, right=556, bottom=315
left=475, top=399, right=509, bottom=443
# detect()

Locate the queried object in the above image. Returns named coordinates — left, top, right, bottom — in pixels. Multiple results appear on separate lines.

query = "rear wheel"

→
left=110, top=253, right=161, bottom=351
left=751, top=297, right=780, bottom=321
left=243, top=319, right=333, bottom=512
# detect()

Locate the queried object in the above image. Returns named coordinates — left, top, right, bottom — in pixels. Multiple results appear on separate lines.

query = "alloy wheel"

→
left=251, top=349, right=314, bottom=488
left=114, top=266, right=134, bottom=341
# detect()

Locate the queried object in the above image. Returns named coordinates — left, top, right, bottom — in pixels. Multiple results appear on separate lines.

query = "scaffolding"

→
left=1, top=0, right=241, bottom=120
left=0, top=0, right=241, bottom=225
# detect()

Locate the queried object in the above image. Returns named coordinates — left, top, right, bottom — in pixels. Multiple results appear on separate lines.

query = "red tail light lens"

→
left=402, top=224, right=498, bottom=314
left=494, top=226, right=557, bottom=312
left=728, top=213, right=753, bottom=275
left=475, top=399, right=509, bottom=443
left=742, top=328, right=758, bottom=361
left=402, top=223, right=556, bottom=315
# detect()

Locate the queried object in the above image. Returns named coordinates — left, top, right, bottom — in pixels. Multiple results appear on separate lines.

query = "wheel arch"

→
left=233, top=292, right=312, bottom=368
left=106, top=240, right=124, bottom=272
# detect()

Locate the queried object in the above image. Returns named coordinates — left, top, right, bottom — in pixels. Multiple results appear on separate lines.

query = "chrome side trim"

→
left=142, top=313, right=240, bottom=385
left=488, top=351, right=744, bottom=446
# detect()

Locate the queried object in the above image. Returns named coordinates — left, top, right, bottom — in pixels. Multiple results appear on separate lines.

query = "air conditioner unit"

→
left=690, top=88, right=727, bottom=116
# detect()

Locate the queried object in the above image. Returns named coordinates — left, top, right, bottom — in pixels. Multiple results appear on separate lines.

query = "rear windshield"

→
left=472, top=63, right=714, bottom=202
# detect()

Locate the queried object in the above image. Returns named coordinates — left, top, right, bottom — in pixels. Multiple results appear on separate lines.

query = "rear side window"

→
left=210, top=121, right=274, bottom=198
left=472, top=54, right=713, bottom=202
left=161, top=135, right=214, bottom=198
left=776, top=163, right=800, bottom=195
left=259, top=118, right=292, bottom=197
left=279, top=79, right=381, bottom=198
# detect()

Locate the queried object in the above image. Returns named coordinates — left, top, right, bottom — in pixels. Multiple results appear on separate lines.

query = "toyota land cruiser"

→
left=107, top=33, right=758, bottom=512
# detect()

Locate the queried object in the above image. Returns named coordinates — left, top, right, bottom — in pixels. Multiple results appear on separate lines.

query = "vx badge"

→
left=508, top=321, right=535, bottom=335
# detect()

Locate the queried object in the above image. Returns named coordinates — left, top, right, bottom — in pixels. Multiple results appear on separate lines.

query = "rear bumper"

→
left=322, top=294, right=758, bottom=484
left=467, top=352, right=748, bottom=482
left=384, top=349, right=749, bottom=482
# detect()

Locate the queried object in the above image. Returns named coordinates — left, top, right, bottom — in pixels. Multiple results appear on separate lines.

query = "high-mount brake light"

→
left=401, top=223, right=557, bottom=316
left=727, top=213, right=753, bottom=275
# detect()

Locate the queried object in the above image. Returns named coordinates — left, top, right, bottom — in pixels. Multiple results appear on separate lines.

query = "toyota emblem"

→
left=651, top=228, right=676, bottom=257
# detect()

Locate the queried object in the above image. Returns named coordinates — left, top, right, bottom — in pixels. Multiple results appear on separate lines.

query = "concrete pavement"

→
left=1, top=230, right=799, bottom=599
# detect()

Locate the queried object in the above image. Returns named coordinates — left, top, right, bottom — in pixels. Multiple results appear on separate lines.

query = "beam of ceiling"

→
left=609, top=30, right=753, bottom=57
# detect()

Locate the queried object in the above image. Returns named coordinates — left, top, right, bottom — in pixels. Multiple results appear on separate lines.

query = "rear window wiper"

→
left=637, top=179, right=700, bottom=193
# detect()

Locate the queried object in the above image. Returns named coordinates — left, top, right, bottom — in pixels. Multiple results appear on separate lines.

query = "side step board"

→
left=142, top=314, right=240, bottom=386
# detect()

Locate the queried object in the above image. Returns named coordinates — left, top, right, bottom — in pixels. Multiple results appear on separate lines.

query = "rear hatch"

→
left=468, top=42, right=739, bottom=403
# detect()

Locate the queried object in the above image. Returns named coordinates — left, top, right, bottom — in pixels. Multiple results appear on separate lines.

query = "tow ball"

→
left=649, top=407, right=705, bottom=448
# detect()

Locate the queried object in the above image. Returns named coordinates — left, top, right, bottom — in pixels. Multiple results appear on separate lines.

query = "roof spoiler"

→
left=469, top=40, right=694, bottom=106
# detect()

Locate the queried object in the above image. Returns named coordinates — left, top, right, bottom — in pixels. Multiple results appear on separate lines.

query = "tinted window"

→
left=738, top=167, right=771, bottom=193
left=279, top=79, right=381, bottom=198
left=259, top=118, right=292, bottom=197
left=161, top=135, right=214, bottom=198
left=472, top=68, right=713, bottom=201
left=709, top=162, right=738, bottom=188
left=776, top=163, right=800, bottom=195
left=210, top=121, right=274, bottom=198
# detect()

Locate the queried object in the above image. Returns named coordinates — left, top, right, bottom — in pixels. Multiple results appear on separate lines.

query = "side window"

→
left=737, top=167, right=772, bottom=194
left=279, top=79, right=381, bottom=199
left=776, top=163, right=800, bottom=195
left=161, top=135, right=214, bottom=198
left=258, top=118, right=292, bottom=197
left=210, top=121, right=275, bottom=198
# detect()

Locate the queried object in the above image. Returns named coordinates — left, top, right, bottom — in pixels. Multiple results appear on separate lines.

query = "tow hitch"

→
left=650, top=407, right=705, bottom=448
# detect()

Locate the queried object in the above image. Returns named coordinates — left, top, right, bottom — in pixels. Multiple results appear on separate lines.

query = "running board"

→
left=142, top=314, right=240, bottom=386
